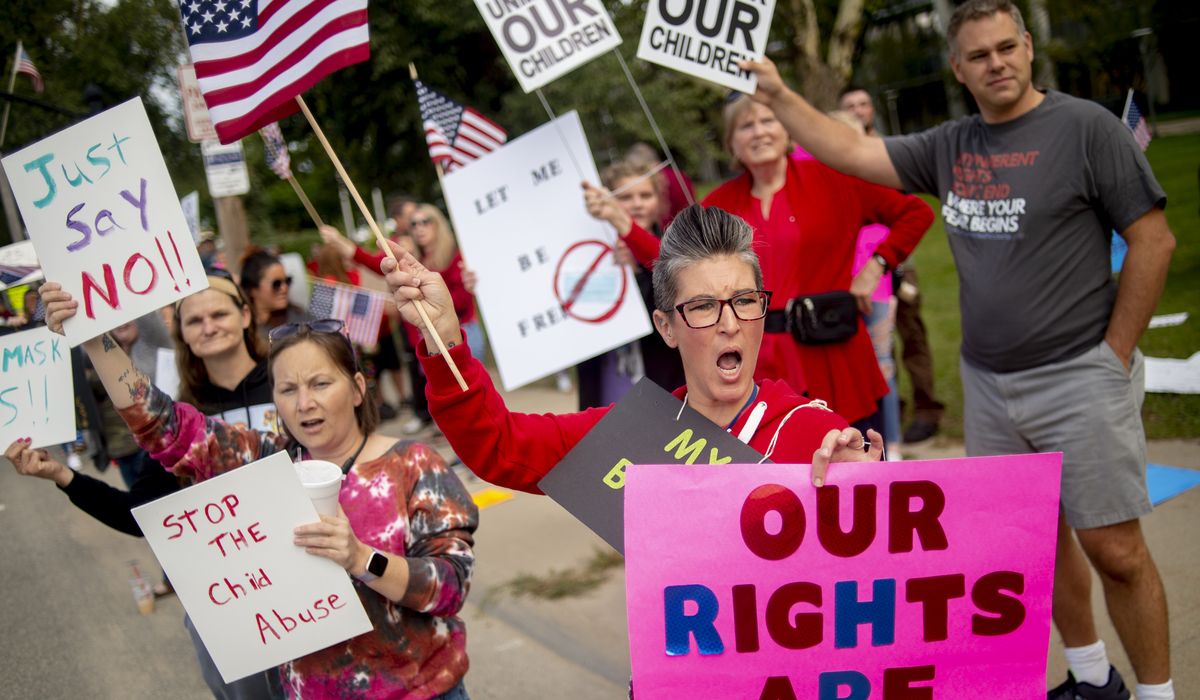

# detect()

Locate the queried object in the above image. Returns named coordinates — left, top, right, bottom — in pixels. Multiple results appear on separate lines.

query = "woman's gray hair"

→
left=652, top=205, right=763, bottom=313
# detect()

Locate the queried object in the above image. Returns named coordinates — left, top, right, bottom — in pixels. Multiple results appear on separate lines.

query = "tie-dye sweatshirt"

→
left=118, top=384, right=478, bottom=699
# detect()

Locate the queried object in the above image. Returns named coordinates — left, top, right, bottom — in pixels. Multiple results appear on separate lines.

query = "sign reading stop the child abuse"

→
left=132, top=452, right=372, bottom=682
left=624, top=454, right=1062, bottom=698
left=2, top=98, right=208, bottom=346
left=637, top=0, right=776, bottom=92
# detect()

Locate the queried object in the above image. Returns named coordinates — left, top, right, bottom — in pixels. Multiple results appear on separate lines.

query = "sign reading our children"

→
left=0, top=326, right=75, bottom=449
left=1, top=98, right=209, bottom=346
left=132, top=452, right=372, bottom=683
left=624, top=454, right=1062, bottom=698
left=637, top=0, right=776, bottom=92
left=476, top=0, right=622, bottom=93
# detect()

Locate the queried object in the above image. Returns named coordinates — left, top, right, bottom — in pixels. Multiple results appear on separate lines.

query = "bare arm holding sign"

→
left=738, top=57, right=904, bottom=190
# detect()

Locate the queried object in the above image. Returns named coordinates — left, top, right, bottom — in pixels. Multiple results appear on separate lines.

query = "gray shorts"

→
left=960, top=340, right=1150, bottom=530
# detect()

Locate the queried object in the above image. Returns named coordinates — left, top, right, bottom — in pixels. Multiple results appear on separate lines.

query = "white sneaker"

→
left=66, top=453, right=83, bottom=471
left=402, top=417, right=425, bottom=435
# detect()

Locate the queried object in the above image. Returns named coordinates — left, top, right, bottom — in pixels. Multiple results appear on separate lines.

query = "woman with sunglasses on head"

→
left=320, top=204, right=479, bottom=434
left=240, top=248, right=310, bottom=341
left=39, top=279, right=478, bottom=698
left=384, top=204, right=883, bottom=497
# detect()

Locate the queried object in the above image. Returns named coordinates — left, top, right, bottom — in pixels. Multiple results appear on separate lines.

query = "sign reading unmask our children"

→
left=637, top=0, right=776, bottom=92
left=440, top=111, right=653, bottom=391
left=2, top=98, right=209, bottom=346
left=132, top=452, right=372, bottom=683
left=623, top=454, right=1063, bottom=698
left=476, top=0, right=622, bottom=92
left=0, top=326, right=75, bottom=449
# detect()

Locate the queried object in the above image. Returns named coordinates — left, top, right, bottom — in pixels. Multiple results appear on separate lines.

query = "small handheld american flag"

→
left=308, top=278, right=387, bottom=346
left=415, top=79, right=506, bottom=173
left=259, top=122, right=292, bottom=179
left=1122, top=89, right=1152, bottom=152
left=14, top=43, right=43, bottom=93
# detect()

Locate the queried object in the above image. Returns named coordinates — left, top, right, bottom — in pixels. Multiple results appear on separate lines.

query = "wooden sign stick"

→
left=286, top=174, right=325, bottom=229
left=294, top=95, right=469, bottom=392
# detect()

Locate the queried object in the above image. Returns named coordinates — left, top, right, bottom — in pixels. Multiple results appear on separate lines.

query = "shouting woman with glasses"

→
left=384, top=204, right=883, bottom=497
left=240, top=248, right=311, bottom=340
left=39, top=286, right=478, bottom=698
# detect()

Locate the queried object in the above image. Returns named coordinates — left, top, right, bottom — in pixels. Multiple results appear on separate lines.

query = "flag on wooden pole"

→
left=308, top=278, right=386, bottom=346
left=258, top=122, right=292, bottom=179
left=179, top=0, right=370, bottom=144
left=414, top=79, right=506, bottom=172
left=14, top=43, right=43, bottom=93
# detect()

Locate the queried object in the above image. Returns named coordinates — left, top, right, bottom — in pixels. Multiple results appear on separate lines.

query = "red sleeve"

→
left=440, top=254, right=475, bottom=323
left=353, top=246, right=387, bottom=275
left=420, top=342, right=607, bottom=494
left=851, top=180, right=934, bottom=269
left=623, top=222, right=661, bottom=269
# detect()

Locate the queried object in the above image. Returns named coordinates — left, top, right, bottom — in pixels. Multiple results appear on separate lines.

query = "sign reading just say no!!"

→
left=132, top=452, right=372, bottom=683
left=2, top=98, right=209, bottom=346
left=0, top=326, right=75, bottom=449
left=624, top=454, right=1062, bottom=699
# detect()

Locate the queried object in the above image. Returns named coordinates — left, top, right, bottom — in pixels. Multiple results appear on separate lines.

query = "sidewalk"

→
left=0, top=371, right=1195, bottom=698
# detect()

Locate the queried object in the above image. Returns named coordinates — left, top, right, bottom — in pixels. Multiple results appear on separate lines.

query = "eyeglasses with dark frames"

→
left=674, top=290, right=772, bottom=329
left=268, top=318, right=346, bottom=345
left=410, top=217, right=434, bottom=227
left=270, top=276, right=293, bottom=291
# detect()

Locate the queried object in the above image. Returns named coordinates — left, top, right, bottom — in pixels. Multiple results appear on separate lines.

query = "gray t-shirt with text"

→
left=885, top=90, right=1165, bottom=372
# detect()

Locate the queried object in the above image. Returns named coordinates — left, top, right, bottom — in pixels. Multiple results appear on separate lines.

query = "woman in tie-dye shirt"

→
left=39, top=282, right=477, bottom=700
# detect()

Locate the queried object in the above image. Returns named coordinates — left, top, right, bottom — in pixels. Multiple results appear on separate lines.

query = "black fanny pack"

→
left=764, top=291, right=859, bottom=344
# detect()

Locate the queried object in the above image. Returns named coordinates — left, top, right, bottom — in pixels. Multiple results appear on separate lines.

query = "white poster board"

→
left=636, top=0, right=775, bottom=92
left=0, top=326, right=75, bottom=449
left=2, top=98, right=210, bottom=347
left=202, top=139, right=250, bottom=198
left=476, top=0, right=622, bottom=93
left=131, top=451, right=372, bottom=683
left=180, top=191, right=201, bottom=244
left=441, top=111, right=653, bottom=390
left=176, top=64, right=218, bottom=143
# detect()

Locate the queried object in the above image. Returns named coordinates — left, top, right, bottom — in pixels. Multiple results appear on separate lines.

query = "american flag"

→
left=415, top=79, right=506, bottom=172
left=258, top=122, right=291, bottom=179
left=15, top=43, right=43, bottom=93
left=1124, top=99, right=1152, bottom=152
left=308, top=278, right=387, bottom=346
left=178, top=0, right=370, bottom=144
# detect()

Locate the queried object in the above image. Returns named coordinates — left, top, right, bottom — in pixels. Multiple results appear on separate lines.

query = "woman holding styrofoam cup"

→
left=40, top=279, right=480, bottom=699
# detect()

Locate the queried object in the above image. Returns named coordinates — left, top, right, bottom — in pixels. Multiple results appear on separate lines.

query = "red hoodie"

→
left=421, top=343, right=848, bottom=494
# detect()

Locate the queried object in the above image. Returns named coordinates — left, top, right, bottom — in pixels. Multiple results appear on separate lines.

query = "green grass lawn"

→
left=901, top=132, right=1199, bottom=440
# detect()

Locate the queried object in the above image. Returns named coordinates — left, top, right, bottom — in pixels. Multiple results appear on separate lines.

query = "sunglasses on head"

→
left=270, top=276, right=293, bottom=291
left=267, top=318, right=345, bottom=345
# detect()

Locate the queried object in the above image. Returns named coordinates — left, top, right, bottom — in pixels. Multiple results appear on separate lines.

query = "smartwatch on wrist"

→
left=354, top=549, right=389, bottom=583
left=871, top=252, right=890, bottom=272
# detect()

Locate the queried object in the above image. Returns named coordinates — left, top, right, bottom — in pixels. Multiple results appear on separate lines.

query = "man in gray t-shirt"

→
left=734, top=1, right=1177, bottom=699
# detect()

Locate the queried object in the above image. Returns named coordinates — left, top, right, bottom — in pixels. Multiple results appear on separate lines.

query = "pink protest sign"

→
left=624, top=454, right=1062, bottom=699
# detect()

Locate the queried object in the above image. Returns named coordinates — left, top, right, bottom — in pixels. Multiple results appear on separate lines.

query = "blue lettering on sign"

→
left=21, top=132, right=132, bottom=209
